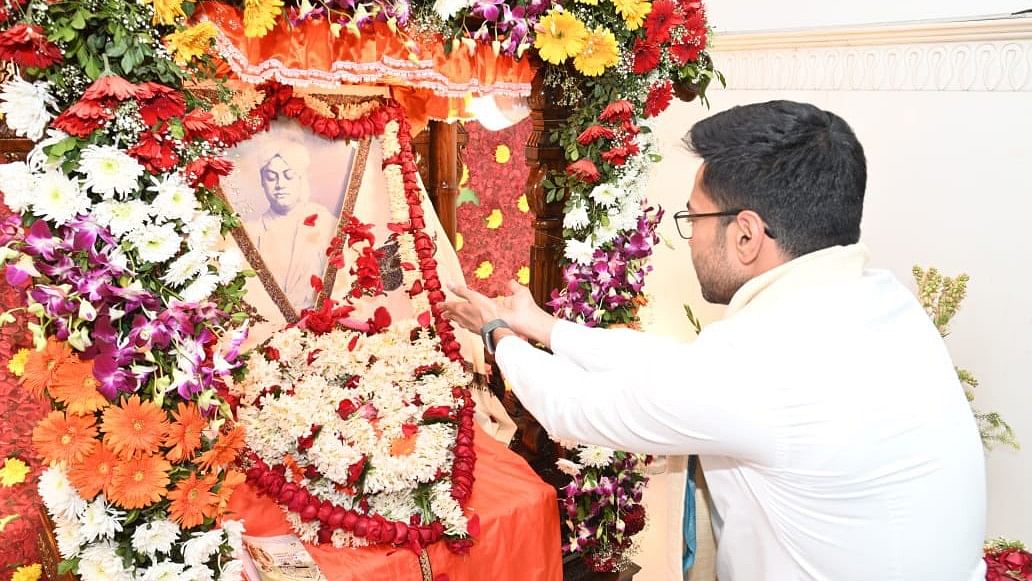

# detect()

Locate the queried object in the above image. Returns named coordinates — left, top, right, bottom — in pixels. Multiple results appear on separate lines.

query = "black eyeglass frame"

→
left=672, top=209, right=777, bottom=240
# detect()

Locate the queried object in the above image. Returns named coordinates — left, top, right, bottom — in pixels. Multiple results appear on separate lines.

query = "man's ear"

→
left=732, top=211, right=766, bottom=265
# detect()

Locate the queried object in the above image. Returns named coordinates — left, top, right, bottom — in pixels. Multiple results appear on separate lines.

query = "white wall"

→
left=643, top=52, right=1032, bottom=546
left=708, top=0, right=1030, bottom=32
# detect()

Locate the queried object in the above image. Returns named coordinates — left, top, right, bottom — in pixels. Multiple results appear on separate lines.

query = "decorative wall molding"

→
left=711, top=16, right=1032, bottom=92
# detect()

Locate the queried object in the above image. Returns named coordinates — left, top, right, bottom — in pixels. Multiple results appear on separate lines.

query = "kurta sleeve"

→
left=549, top=319, right=685, bottom=372
left=493, top=332, right=775, bottom=461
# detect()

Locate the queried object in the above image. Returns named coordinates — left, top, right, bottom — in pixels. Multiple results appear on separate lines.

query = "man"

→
left=245, top=142, right=335, bottom=310
left=441, top=101, right=986, bottom=580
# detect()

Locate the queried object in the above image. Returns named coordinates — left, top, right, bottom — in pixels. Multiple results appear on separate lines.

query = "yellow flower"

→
left=164, top=21, right=219, bottom=66
left=574, top=26, right=621, bottom=76
left=495, top=145, right=511, bottom=164
left=7, top=348, right=29, bottom=377
left=575, top=0, right=599, bottom=4
left=244, top=0, right=284, bottom=38
left=534, top=9, right=588, bottom=65
left=517, top=194, right=530, bottom=213
left=517, top=266, right=530, bottom=285
left=12, top=564, right=41, bottom=581
left=455, top=232, right=464, bottom=251
left=485, top=209, right=503, bottom=229
left=0, top=457, right=30, bottom=487
left=474, top=261, right=494, bottom=279
left=150, top=0, right=186, bottom=26
left=460, top=164, right=469, bottom=186
left=612, top=0, right=652, bottom=31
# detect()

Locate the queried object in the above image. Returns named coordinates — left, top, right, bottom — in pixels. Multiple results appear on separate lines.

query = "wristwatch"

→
left=480, top=318, right=512, bottom=355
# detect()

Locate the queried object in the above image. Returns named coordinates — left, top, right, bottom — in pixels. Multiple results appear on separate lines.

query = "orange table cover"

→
left=226, top=425, right=562, bottom=580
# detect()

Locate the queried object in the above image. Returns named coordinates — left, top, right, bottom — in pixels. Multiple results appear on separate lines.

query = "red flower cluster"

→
left=644, top=82, right=674, bottom=119
left=0, top=23, right=61, bottom=68
left=567, top=99, right=643, bottom=184
left=986, top=546, right=1032, bottom=581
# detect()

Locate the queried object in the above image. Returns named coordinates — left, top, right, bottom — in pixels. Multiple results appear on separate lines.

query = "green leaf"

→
left=70, top=11, right=87, bottom=30
left=58, top=558, right=81, bottom=575
left=84, top=58, right=101, bottom=80
left=457, top=187, right=480, bottom=206
left=120, top=50, right=134, bottom=74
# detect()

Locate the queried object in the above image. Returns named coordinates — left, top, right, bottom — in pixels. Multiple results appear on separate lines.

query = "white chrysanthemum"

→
left=78, top=542, right=132, bottom=581
left=221, top=519, right=246, bottom=555
left=286, top=511, right=321, bottom=543
left=149, top=174, right=198, bottom=222
left=162, top=250, right=209, bottom=287
left=78, top=495, right=123, bottom=543
left=182, top=565, right=216, bottom=581
left=52, top=514, right=84, bottom=559
left=78, top=144, right=145, bottom=198
left=577, top=445, right=615, bottom=468
left=31, top=171, right=90, bottom=225
left=131, top=518, right=180, bottom=556
left=0, top=77, right=56, bottom=141
left=180, top=273, right=219, bottom=303
left=564, top=238, right=595, bottom=265
left=186, top=212, right=222, bottom=252
left=38, top=465, right=86, bottom=521
left=220, top=559, right=244, bottom=581
left=139, top=561, right=186, bottom=581
left=93, top=199, right=151, bottom=238
left=0, top=161, right=36, bottom=213
left=27, top=128, right=68, bottom=172
left=183, top=529, right=225, bottom=567
left=563, top=202, right=590, bottom=230
left=589, top=183, right=623, bottom=207
left=215, top=248, right=244, bottom=283
left=593, top=219, right=621, bottom=247
left=130, top=222, right=182, bottom=264
left=433, top=0, right=473, bottom=20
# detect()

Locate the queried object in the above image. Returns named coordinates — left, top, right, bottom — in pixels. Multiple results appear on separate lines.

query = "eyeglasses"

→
left=672, top=209, right=777, bottom=240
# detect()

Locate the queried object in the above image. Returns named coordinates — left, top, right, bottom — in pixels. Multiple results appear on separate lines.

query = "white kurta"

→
left=495, top=244, right=986, bottom=581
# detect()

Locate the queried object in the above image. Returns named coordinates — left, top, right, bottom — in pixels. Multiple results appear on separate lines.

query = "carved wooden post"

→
left=524, top=66, right=571, bottom=310
left=429, top=121, right=458, bottom=246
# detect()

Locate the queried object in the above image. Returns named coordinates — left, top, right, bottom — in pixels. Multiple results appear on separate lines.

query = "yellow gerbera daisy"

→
left=573, top=26, right=620, bottom=77
left=612, top=0, right=652, bottom=31
left=534, top=9, right=588, bottom=65
left=164, top=21, right=219, bottom=66
left=150, top=0, right=187, bottom=26
left=244, top=0, right=285, bottom=38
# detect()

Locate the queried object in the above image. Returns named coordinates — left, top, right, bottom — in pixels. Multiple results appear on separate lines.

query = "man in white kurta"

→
left=441, top=101, right=986, bottom=580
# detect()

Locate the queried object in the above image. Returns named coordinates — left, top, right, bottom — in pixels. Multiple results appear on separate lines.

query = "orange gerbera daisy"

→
left=196, top=425, right=245, bottom=472
left=32, top=410, right=97, bottom=465
left=164, top=402, right=206, bottom=462
left=108, top=453, right=171, bottom=509
left=48, top=357, right=110, bottom=416
left=22, top=339, right=72, bottom=398
left=68, top=443, right=119, bottom=500
left=101, top=395, right=170, bottom=459
left=167, top=472, right=218, bottom=528
left=213, top=469, right=246, bottom=515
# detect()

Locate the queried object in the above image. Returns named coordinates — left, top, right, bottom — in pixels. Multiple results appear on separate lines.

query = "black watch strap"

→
left=480, top=319, right=511, bottom=355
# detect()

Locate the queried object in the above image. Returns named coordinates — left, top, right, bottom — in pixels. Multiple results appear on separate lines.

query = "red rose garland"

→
left=223, top=85, right=477, bottom=554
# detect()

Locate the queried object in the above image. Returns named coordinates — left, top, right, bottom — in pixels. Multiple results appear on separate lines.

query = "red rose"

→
left=423, top=406, right=453, bottom=421
left=347, top=456, right=367, bottom=485
left=337, top=399, right=358, bottom=419
left=0, top=24, right=62, bottom=68
left=300, top=503, right=319, bottom=521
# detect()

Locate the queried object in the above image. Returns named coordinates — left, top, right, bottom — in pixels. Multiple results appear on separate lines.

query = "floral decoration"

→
left=985, top=538, right=1032, bottom=581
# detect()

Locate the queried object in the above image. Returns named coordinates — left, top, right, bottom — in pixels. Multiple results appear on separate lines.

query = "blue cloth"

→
left=683, top=455, right=699, bottom=572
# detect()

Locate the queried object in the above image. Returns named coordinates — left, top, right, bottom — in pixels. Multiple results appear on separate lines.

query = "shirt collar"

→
left=724, top=243, right=871, bottom=317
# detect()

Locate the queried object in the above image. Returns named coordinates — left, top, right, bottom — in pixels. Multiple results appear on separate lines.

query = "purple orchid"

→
left=0, top=215, right=21, bottom=246
left=29, top=285, right=76, bottom=317
left=23, top=220, right=63, bottom=261
left=107, top=285, right=160, bottom=314
left=128, top=314, right=173, bottom=350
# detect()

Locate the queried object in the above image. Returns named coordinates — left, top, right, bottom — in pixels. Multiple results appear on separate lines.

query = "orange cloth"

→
left=226, top=424, right=562, bottom=580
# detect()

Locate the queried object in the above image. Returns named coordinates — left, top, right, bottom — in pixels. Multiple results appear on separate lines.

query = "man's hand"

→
left=442, top=281, right=557, bottom=347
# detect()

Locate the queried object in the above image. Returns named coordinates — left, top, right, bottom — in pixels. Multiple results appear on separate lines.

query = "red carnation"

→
left=567, top=159, right=601, bottom=184
left=599, top=100, right=634, bottom=123
left=645, top=0, right=683, bottom=44
left=631, top=39, right=661, bottom=75
left=185, top=156, right=233, bottom=189
left=82, top=75, right=139, bottom=101
left=644, top=81, right=674, bottom=118
left=623, top=504, right=647, bottom=536
left=0, top=24, right=62, bottom=69
left=577, top=124, right=617, bottom=146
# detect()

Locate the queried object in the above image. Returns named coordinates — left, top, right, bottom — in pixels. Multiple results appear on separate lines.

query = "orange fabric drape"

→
left=226, top=424, right=563, bottom=580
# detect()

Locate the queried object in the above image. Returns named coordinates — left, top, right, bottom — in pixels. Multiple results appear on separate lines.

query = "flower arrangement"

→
left=556, top=446, right=650, bottom=573
left=0, top=0, right=257, bottom=577
left=985, top=538, right=1032, bottom=581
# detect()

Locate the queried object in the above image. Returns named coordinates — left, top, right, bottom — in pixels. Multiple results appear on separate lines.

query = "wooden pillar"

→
left=524, top=67, right=571, bottom=311
left=428, top=121, right=458, bottom=246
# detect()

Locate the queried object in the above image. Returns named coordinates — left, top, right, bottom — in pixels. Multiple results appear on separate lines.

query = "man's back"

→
left=702, top=257, right=986, bottom=580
